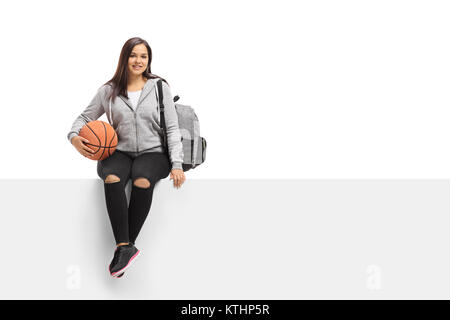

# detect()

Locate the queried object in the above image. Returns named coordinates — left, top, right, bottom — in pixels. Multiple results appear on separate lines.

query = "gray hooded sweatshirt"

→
left=67, top=78, right=183, bottom=170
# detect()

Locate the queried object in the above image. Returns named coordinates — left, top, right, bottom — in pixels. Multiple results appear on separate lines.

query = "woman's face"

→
left=128, top=44, right=149, bottom=77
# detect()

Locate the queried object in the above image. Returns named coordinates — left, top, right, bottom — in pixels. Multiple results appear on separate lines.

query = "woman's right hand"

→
left=71, top=136, right=95, bottom=159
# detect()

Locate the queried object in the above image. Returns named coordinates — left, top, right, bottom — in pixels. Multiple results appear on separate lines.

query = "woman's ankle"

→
left=116, top=242, right=129, bottom=247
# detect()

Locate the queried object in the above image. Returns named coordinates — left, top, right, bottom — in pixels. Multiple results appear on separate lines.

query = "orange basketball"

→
left=79, top=120, right=118, bottom=161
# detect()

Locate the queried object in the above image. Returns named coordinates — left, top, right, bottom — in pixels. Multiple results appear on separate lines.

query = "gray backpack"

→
left=156, top=79, right=207, bottom=172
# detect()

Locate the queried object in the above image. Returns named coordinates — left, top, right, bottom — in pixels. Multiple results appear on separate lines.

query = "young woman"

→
left=67, top=37, right=186, bottom=278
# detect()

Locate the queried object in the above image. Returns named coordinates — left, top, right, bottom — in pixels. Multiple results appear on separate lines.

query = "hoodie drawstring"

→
left=109, top=98, right=113, bottom=126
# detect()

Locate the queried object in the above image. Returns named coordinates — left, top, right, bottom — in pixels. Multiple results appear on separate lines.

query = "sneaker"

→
left=109, top=244, right=140, bottom=277
left=109, top=246, right=122, bottom=274
left=113, top=242, right=136, bottom=278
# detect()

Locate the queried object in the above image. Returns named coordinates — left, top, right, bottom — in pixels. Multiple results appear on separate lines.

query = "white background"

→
left=0, top=0, right=449, bottom=179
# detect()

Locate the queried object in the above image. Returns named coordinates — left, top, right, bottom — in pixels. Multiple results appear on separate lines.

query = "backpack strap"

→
left=156, top=79, right=170, bottom=158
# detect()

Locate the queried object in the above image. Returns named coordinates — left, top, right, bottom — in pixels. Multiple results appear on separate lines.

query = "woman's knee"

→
left=105, top=174, right=121, bottom=184
left=133, top=177, right=151, bottom=189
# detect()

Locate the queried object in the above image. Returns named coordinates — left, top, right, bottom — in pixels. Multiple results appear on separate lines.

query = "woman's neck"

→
left=127, top=75, right=147, bottom=90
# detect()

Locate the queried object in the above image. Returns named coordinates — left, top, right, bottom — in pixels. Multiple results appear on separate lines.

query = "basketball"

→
left=78, top=120, right=118, bottom=161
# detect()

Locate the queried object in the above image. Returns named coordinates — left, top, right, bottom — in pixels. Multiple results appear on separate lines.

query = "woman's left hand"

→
left=170, top=169, right=186, bottom=189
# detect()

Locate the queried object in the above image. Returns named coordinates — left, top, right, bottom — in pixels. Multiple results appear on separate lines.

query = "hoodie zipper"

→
left=119, top=81, right=155, bottom=154
left=134, top=85, right=154, bottom=153
left=135, top=111, right=139, bottom=153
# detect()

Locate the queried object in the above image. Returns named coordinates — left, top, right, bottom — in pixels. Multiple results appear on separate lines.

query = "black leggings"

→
left=97, top=150, right=171, bottom=245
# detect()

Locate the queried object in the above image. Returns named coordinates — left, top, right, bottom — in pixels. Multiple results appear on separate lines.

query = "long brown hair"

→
left=103, top=37, right=169, bottom=103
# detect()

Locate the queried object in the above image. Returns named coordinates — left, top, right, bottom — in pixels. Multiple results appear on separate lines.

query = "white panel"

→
left=0, top=179, right=449, bottom=299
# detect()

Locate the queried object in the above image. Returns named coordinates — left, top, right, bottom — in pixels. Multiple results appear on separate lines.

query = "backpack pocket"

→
left=201, top=137, right=207, bottom=163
